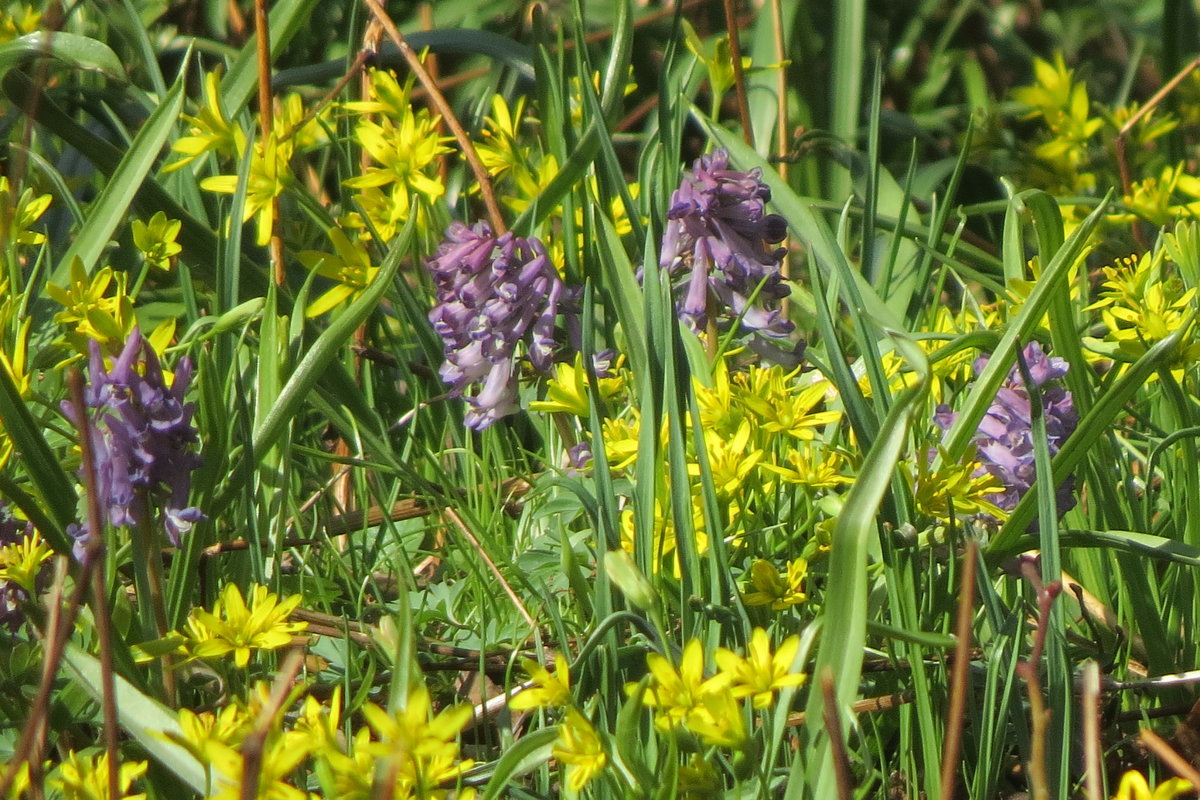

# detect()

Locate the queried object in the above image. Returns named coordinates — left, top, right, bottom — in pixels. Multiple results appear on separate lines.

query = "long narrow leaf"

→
left=50, top=80, right=184, bottom=284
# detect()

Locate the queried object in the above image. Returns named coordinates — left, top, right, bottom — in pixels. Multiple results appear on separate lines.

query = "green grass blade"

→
left=990, top=313, right=1194, bottom=556
left=251, top=215, right=416, bottom=455
left=800, top=333, right=929, bottom=796
left=0, top=362, right=75, bottom=553
left=49, top=79, right=183, bottom=284
left=939, top=193, right=1110, bottom=466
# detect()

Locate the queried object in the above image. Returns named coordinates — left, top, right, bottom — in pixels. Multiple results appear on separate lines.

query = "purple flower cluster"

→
left=0, top=505, right=43, bottom=633
left=62, top=330, right=204, bottom=548
left=427, top=221, right=569, bottom=430
left=659, top=149, right=795, bottom=356
left=937, top=342, right=1079, bottom=516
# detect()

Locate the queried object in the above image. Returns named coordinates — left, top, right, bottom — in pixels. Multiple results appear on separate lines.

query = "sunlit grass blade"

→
left=61, top=644, right=209, bottom=794
left=49, top=79, right=183, bottom=285
left=251, top=215, right=416, bottom=455
left=991, top=313, right=1194, bottom=556
left=939, top=192, right=1110, bottom=467
left=798, top=332, right=929, bottom=796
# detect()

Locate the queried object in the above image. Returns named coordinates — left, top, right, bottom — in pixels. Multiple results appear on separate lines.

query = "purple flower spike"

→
left=427, top=222, right=570, bottom=430
left=659, top=148, right=795, bottom=355
left=62, top=329, right=204, bottom=548
left=937, top=341, right=1078, bottom=518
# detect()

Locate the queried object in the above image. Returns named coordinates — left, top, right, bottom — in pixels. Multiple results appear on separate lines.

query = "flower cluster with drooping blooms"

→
left=936, top=341, right=1078, bottom=516
left=62, top=330, right=204, bottom=550
left=659, top=148, right=799, bottom=362
left=427, top=221, right=571, bottom=430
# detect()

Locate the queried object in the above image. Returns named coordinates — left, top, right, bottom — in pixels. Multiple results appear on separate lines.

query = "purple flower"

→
left=936, top=342, right=1078, bottom=516
left=659, top=149, right=797, bottom=357
left=62, top=330, right=204, bottom=548
left=566, top=441, right=592, bottom=476
left=427, top=221, right=571, bottom=430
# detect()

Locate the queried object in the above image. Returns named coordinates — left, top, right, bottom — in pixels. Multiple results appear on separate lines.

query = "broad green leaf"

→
left=0, top=31, right=124, bottom=80
left=61, top=644, right=209, bottom=794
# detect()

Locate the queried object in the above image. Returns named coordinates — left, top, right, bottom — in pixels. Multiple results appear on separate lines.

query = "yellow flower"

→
left=131, top=211, right=182, bottom=272
left=553, top=708, right=607, bottom=792
left=694, top=358, right=746, bottom=439
left=911, top=457, right=1006, bottom=522
left=761, top=443, right=851, bottom=491
left=601, top=414, right=641, bottom=472
left=474, top=94, right=530, bottom=181
left=165, top=69, right=247, bottom=173
left=631, top=639, right=727, bottom=733
left=362, top=685, right=475, bottom=797
left=298, top=229, right=378, bottom=317
left=1086, top=251, right=1200, bottom=365
left=201, top=133, right=293, bottom=247
left=1012, top=53, right=1102, bottom=148
left=742, top=559, right=808, bottom=610
left=510, top=653, right=571, bottom=710
left=689, top=422, right=763, bottom=499
left=1110, top=163, right=1200, bottom=226
left=316, top=727, right=374, bottom=800
left=203, top=734, right=311, bottom=800
left=169, top=703, right=253, bottom=762
left=529, top=353, right=626, bottom=418
left=1110, top=771, right=1192, bottom=800
left=682, top=686, right=746, bottom=748
left=49, top=751, right=148, bottom=800
left=502, top=154, right=559, bottom=216
left=0, top=174, right=51, bottom=246
left=0, top=527, right=51, bottom=594
left=276, top=91, right=329, bottom=151
left=189, top=583, right=307, bottom=668
left=46, top=259, right=135, bottom=352
left=292, top=686, right=343, bottom=753
left=714, top=628, right=806, bottom=709
left=0, top=4, right=41, bottom=42
left=736, top=367, right=841, bottom=440
left=0, top=757, right=31, bottom=797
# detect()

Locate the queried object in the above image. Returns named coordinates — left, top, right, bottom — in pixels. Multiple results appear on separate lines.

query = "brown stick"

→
left=362, top=0, right=506, bottom=234
left=253, top=0, right=285, bottom=285
left=721, top=0, right=753, bottom=146
left=1081, top=661, right=1104, bottom=800
left=821, top=667, right=854, bottom=800
left=69, top=372, right=121, bottom=800
left=239, top=650, right=306, bottom=800
left=1140, top=728, right=1200, bottom=788
left=0, top=377, right=109, bottom=799
left=939, top=537, right=978, bottom=800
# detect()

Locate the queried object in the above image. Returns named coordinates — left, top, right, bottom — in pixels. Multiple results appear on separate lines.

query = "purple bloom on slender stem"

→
left=61, top=329, right=204, bottom=548
left=659, top=148, right=797, bottom=358
left=936, top=341, right=1078, bottom=517
left=427, top=221, right=570, bottom=430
